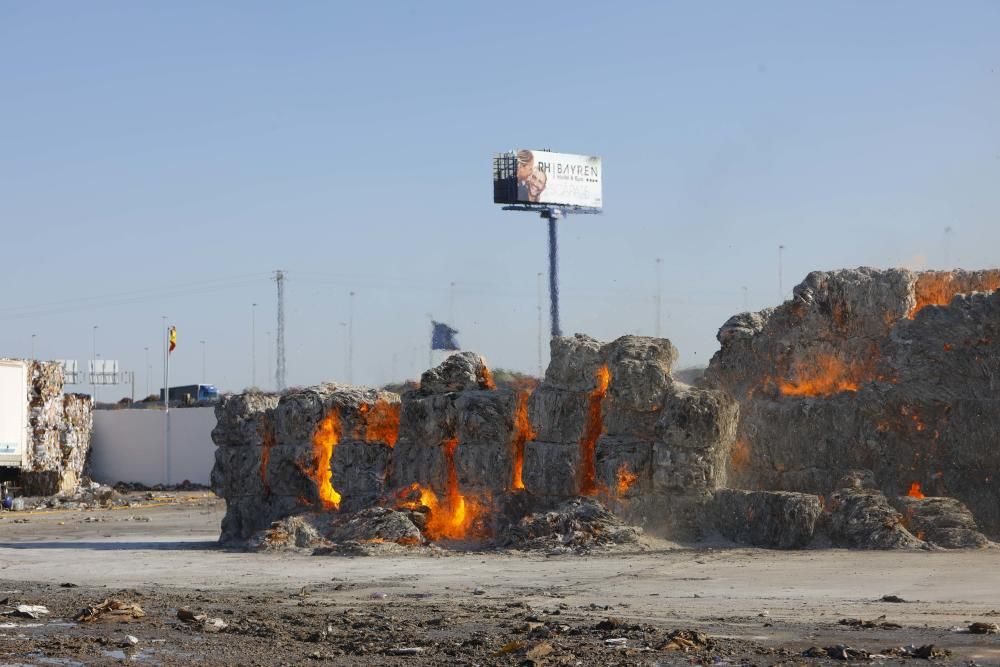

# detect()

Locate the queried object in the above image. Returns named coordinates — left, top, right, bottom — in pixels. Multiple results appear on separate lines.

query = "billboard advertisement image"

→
left=494, top=150, right=602, bottom=209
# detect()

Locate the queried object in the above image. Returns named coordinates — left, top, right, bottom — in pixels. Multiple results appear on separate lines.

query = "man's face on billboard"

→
left=516, top=151, right=534, bottom=182
left=528, top=169, right=547, bottom=200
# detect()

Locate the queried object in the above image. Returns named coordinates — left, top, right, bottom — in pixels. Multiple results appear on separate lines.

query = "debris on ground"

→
left=838, top=615, right=902, bottom=629
left=658, top=629, right=711, bottom=651
left=499, top=497, right=642, bottom=553
left=879, top=594, right=908, bottom=603
left=75, top=598, right=145, bottom=622
left=1, top=605, right=49, bottom=619
left=968, top=622, right=1000, bottom=634
left=883, top=644, right=950, bottom=659
left=177, top=607, right=228, bottom=633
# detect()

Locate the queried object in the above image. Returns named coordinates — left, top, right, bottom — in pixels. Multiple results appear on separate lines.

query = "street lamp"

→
left=92, top=325, right=98, bottom=405
left=200, top=340, right=207, bottom=384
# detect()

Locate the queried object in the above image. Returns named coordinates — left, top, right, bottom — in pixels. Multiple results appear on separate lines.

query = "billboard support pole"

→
left=546, top=210, right=561, bottom=338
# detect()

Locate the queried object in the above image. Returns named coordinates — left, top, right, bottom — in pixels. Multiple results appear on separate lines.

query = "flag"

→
left=169, top=326, right=177, bottom=353
left=431, top=321, right=459, bottom=351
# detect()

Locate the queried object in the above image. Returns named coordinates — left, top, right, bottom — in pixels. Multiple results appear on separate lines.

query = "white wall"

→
left=90, top=408, right=216, bottom=486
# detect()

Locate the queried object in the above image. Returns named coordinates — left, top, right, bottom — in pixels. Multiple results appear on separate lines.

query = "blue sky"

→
left=1, top=1, right=998, bottom=394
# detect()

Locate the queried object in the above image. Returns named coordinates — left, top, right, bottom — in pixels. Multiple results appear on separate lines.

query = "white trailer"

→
left=0, top=360, right=28, bottom=469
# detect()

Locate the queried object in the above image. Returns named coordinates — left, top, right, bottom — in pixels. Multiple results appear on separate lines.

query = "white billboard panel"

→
left=0, top=360, right=28, bottom=468
left=496, top=150, right=602, bottom=209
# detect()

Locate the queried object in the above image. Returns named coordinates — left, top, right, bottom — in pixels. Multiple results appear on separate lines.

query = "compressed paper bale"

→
left=263, top=442, right=322, bottom=499
left=893, top=496, right=990, bottom=549
left=650, top=442, right=721, bottom=494
left=712, top=489, right=822, bottom=549
left=594, top=436, right=653, bottom=498
left=522, top=441, right=581, bottom=497
left=454, top=389, right=516, bottom=445
left=657, top=385, right=738, bottom=451
left=418, top=351, right=495, bottom=394
left=389, top=438, right=449, bottom=493
left=328, top=507, right=422, bottom=544
left=527, top=386, right=589, bottom=444
left=542, top=334, right=605, bottom=391
left=396, top=393, right=455, bottom=447
left=331, top=440, right=392, bottom=503
left=602, top=335, right=677, bottom=412
left=211, top=392, right=280, bottom=447
left=454, top=440, right=515, bottom=495
left=825, top=488, right=925, bottom=550
left=211, top=444, right=267, bottom=499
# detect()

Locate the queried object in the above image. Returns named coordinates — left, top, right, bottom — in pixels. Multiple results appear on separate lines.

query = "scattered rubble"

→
left=499, top=497, right=642, bottom=552
left=75, top=598, right=145, bottom=622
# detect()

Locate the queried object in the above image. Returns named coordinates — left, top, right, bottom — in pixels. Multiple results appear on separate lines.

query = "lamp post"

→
left=92, top=325, right=98, bottom=404
left=144, top=347, right=150, bottom=397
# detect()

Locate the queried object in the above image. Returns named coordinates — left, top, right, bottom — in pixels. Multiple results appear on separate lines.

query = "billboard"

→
left=494, top=150, right=602, bottom=209
left=0, top=360, right=28, bottom=468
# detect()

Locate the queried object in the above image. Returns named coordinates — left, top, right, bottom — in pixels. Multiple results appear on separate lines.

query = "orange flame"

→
left=396, top=441, right=484, bottom=541
left=478, top=362, right=497, bottom=390
left=616, top=463, right=638, bottom=497
left=730, top=438, right=751, bottom=473
left=511, top=391, right=536, bottom=490
left=909, top=271, right=1000, bottom=319
left=360, top=399, right=400, bottom=447
left=907, top=482, right=925, bottom=499
left=310, top=409, right=342, bottom=510
left=777, top=354, right=864, bottom=397
left=579, top=365, right=611, bottom=496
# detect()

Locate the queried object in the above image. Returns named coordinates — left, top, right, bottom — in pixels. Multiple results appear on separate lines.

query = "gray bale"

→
left=893, top=496, right=990, bottom=549
left=595, top=436, right=653, bottom=498
left=713, top=489, right=822, bottom=549
left=528, top=386, right=589, bottom=444
left=603, top=335, right=677, bottom=412
left=418, top=351, right=495, bottom=394
left=331, top=441, right=392, bottom=512
left=825, top=487, right=926, bottom=549
left=523, top=441, right=581, bottom=497
left=543, top=334, right=605, bottom=391
left=212, top=392, right=280, bottom=447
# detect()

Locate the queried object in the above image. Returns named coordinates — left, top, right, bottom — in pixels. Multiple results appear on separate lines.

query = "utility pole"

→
left=92, top=325, right=98, bottom=405
left=144, top=346, right=150, bottom=397
left=348, top=291, right=355, bottom=384
left=546, top=210, right=562, bottom=337
left=778, top=244, right=785, bottom=303
left=200, top=340, right=207, bottom=384
left=265, top=331, right=272, bottom=391
left=274, top=270, right=287, bottom=391
left=536, top=271, right=544, bottom=377
left=251, top=303, right=257, bottom=388
left=654, top=258, right=662, bottom=338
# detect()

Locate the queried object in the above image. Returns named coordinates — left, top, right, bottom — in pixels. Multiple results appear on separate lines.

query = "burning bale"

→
left=707, top=267, right=1000, bottom=539
left=211, top=385, right=400, bottom=543
left=892, top=495, right=990, bottom=549
left=498, top=497, right=642, bottom=552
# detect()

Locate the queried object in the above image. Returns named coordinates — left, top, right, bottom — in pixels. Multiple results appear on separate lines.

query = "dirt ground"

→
left=1, top=493, right=999, bottom=666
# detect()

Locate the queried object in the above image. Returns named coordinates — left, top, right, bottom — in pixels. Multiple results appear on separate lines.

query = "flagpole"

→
left=164, top=323, right=172, bottom=486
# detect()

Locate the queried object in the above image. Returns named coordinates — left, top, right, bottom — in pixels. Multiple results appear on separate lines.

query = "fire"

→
left=511, top=391, right=535, bottom=490
left=777, top=354, right=864, bottom=397
left=477, top=361, right=497, bottom=390
left=909, top=271, right=1000, bottom=319
left=730, top=438, right=751, bottom=472
left=396, top=441, right=483, bottom=541
left=579, top=365, right=611, bottom=496
left=907, top=482, right=925, bottom=499
left=358, top=399, right=400, bottom=447
left=310, top=409, right=342, bottom=510
left=616, top=463, right=638, bottom=497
